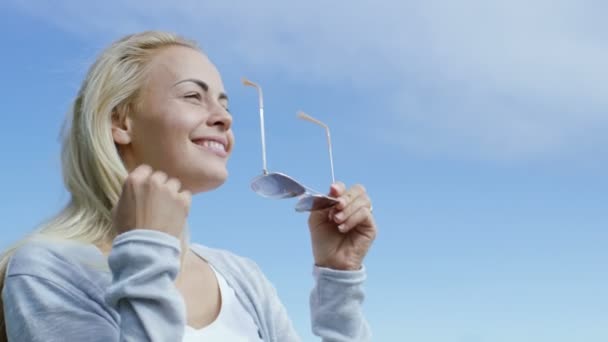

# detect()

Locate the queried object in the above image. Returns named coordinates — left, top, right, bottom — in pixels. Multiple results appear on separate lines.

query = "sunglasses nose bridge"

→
left=295, top=194, right=339, bottom=212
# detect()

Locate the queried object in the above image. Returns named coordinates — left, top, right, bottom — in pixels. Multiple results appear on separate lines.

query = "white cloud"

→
left=7, top=0, right=608, bottom=160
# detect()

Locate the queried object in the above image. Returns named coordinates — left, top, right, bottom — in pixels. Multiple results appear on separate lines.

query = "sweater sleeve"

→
left=2, top=229, right=186, bottom=342
left=310, top=266, right=372, bottom=342
left=196, top=246, right=372, bottom=342
left=242, top=261, right=371, bottom=342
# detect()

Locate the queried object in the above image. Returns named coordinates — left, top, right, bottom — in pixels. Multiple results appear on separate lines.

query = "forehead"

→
left=145, top=45, right=224, bottom=92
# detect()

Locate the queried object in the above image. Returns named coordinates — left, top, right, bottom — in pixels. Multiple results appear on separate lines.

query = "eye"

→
left=220, top=100, right=230, bottom=113
left=184, top=92, right=202, bottom=100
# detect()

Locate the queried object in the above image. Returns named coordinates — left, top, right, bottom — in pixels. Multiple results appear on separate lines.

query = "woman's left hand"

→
left=308, top=182, right=377, bottom=271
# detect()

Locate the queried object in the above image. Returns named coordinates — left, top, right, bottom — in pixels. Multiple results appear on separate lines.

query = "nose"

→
left=207, top=104, right=232, bottom=131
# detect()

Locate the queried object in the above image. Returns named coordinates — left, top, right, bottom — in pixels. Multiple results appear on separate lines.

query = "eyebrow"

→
left=173, top=78, right=229, bottom=102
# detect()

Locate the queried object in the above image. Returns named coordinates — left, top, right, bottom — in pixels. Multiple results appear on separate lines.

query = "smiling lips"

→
left=191, top=137, right=229, bottom=158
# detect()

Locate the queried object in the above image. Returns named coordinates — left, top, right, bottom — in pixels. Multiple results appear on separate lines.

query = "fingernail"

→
left=338, top=224, right=346, bottom=232
left=334, top=212, right=344, bottom=221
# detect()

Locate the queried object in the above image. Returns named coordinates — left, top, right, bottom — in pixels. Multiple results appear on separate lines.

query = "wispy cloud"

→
left=8, top=0, right=608, bottom=160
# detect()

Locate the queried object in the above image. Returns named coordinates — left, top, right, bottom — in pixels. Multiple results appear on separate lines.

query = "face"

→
left=113, top=45, right=234, bottom=193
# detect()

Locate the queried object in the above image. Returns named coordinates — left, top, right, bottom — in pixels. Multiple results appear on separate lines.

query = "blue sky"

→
left=1, top=1, right=607, bottom=341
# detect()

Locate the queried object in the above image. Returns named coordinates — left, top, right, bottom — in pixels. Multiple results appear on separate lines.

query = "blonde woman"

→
left=0, top=31, right=377, bottom=342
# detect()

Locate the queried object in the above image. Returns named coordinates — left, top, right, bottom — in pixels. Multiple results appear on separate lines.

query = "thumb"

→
left=329, top=182, right=346, bottom=197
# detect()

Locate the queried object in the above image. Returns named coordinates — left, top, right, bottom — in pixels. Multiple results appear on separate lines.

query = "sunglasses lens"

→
left=295, top=194, right=339, bottom=212
left=251, top=173, right=306, bottom=199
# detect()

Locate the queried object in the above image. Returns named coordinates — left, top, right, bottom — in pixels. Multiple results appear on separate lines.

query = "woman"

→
left=0, top=31, right=377, bottom=341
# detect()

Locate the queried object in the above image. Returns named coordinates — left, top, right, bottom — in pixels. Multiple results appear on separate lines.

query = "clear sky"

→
left=0, top=1, right=606, bottom=341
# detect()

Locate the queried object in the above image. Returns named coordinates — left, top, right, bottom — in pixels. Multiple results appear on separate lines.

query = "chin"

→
left=176, top=150, right=231, bottom=194
left=187, top=169, right=228, bottom=194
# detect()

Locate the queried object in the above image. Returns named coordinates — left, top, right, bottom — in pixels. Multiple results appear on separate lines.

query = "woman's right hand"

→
left=112, top=164, right=191, bottom=238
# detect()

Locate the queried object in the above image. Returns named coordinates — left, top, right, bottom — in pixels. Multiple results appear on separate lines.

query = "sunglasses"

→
left=242, top=78, right=339, bottom=212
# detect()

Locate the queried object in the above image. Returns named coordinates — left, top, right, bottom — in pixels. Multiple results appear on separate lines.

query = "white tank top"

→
left=182, top=265, right=264, bottom=341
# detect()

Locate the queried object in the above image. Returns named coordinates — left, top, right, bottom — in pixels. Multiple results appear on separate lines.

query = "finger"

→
left=166, top=177, right=182, bottom=193
left=126, top=164, right=153, bottom=187
left=149, top=171, right=168, bottom=186
left=336, top=206, right=373, bottom=233
left=132, top=164, right=153, bottom=176
left=179, top=190, right=192, bottom=215
left=329, top=181, right=346, bottom=198
left=336, top=184, right=367, bottom=210
left=333, top=193, right=371, bottom=224
left=326, top=182, right=346, bottom=218
left=328, top=207, right=336, bottom=220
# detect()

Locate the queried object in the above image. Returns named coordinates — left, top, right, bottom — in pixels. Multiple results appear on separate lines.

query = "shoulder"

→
left=190, top=243, right=286, bottom=309
left=6, top=237, right=110, bottom=290
left=190, top=243, right=262, bottom=275
left=190, top=244, right=275, bottom=292
left=2, top=238, right=119, bottom=332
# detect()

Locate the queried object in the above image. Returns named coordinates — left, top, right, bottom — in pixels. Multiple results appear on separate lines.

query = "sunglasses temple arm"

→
left=297, top=112, right=336, bottom=185
left=243, top=78, right=269, bottom=174
left=258, top=88, right=268, bottom=174
left=327, top=128, right=336, bottom=185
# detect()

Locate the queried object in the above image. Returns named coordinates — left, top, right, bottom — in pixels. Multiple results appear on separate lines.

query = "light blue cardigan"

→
left=2, top=230, right=371, bottom=341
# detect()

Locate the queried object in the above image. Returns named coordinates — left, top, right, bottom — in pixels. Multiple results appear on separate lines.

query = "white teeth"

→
left=202, top=140, right=226, bottom=152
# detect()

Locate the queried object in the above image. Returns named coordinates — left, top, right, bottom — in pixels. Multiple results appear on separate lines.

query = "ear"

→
left=111, top=105, right=132, bottom=146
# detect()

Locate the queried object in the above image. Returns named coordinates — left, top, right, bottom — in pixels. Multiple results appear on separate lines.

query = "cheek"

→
left=133, top=104, right=200, bottom=158
left=163, top=115, right=193, bottom=137
left=154, top=103, right=201, bottom=138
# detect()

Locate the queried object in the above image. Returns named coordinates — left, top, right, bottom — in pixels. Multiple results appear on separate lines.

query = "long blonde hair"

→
left=0, top=31, right=198, bottom=341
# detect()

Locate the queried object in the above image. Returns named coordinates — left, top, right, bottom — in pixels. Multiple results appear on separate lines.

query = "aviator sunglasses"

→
left=242, top=78, right=339, bottom=212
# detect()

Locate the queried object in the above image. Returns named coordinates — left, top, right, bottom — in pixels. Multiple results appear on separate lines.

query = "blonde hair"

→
left=0, top=31, right=198, bottom=341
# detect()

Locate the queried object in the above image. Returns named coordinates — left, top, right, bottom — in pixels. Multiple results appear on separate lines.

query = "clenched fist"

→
left=112, top=164, right=191, bottom=238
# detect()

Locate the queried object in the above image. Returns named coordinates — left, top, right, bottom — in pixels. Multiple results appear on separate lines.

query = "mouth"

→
left=191, top=137, right=229, bottom=158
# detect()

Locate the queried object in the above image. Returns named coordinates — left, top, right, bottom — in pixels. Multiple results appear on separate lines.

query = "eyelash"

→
left=185, top=93, right=230, bottom=113
left=185, top=93, right=202, bottom=100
